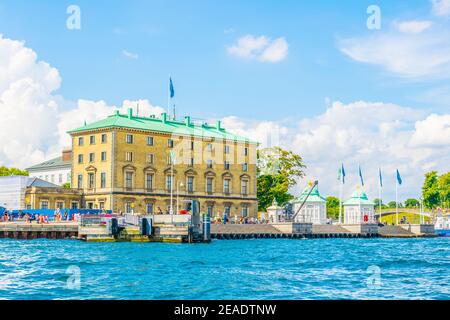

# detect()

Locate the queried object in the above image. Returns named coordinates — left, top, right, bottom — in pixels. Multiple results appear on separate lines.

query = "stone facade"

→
left=69, top=111, right=258, bottom=217
left=25, top=186, right=83, bottom=210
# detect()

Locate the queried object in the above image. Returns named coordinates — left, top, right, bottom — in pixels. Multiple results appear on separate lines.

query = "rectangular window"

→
left=100, top=172, right=106, bottom=188
left=101, top=134, right=107, bottom=144
left=125, top=152, right=133, bottom=162
left=58, top=174, right=63, bottom=183
left=191, top=141, right=194, bottom=150
left=87, top=202, right=94, bottom=210
left=99, top=202, right=105, bottom=210
left=40, top=201, right=49, bottom=210
left=206, top=177, right=213, bottom=193
left=125, top=172, right=133, bottom=189
left=206, top=160, right=213, bottom=169
left=207, top=206, right=213, bottom=216
left=56, top=202, right=64, bottom=210
left=77, top=174, right=83, bottom=189
left=147, top=136, right=154, bottom=146
left=223, top=179, right=230, bottom=194
left=224, top=145, right=230, bottom=154
left=126, top=134, right=134, bottom=144
left=244, top=147, right=249, bottom=156
left=207, top=143, right=213, bottom=152
left=241, top=180, right=248, bottom=195
left=187, top=176, right=194, bottom=193
left=88, top=173, right=95, bottom=189
left=166, top=175, right=173, bottom=190
left=89, top=153, right=95, bottom=163
left=78, top=137, right=84, bottom=146
left=89, top=135, right=95, bottom=145
left=168, top=139, right=174, bottom=148
left=147, top=153, right=154, bottom=164
left=101, top=151, right=107, bottom=161
left=71, top=202, right=78, bottom=210
left=78, top=154, right=83, bottom=164
left=146, top=173, right=153, bottom=190
left=125, top=202, right=132, bottom=214
left=225, top=206, right=231, bottom=215
left=242, top=206, right=249, bottom=217
left=224, top=161, right=230, bottom=170
left=242, top=163, right=248, bottom=172
left=146, top=203, right=153, bottom=214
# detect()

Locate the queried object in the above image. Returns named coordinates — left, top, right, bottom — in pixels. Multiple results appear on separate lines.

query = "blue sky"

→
left=0, top=0, right=444, bottom=119
left=0, top=0, right=449, bottom=201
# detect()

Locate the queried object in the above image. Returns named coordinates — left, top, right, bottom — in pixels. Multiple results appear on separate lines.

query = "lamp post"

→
left=176, top=182, right=184, bottom=216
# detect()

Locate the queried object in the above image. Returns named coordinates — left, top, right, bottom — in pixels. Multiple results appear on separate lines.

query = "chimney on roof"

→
left=161, top=112, right=167, bottom=123
left=216, top=120, right=222, bottom=130
left=62, top=149, right=72, bottom=162
left=185, top=116, right=191, bottom=126
left=128, top=108, right=133, bottom=119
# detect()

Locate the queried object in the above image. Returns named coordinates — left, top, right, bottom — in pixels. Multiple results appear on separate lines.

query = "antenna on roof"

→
left=173, top=104, right=176, bottom=120
left=136, top=102, right=140, bottom=117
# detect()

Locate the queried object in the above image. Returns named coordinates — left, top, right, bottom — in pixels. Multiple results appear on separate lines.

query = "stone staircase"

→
left=211, top=224, right=283, bottom=235
left=312, top=225, right=353, bottom=234
left=378, top=225, right=416, bottom=237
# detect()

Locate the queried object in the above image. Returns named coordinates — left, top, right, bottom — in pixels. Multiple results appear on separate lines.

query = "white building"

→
left=343, top=189, right=375, bottom=224
left=26, top=149, right=72, bottom=186
left=267, top=199, right=285, bottom=223
left=291, top=184, right=327, bottom=224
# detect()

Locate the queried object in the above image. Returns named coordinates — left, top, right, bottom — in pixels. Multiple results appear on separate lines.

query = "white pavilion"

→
left=291, top=184, right=327, bottom=224
left=343, top=189, right=375, bottom=224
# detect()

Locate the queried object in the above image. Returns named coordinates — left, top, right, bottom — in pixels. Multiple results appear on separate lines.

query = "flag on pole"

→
left=358, top=165, right=364, bottom=186
left=379, top=168, right=383, bottom=187
left=338, top=163, right=346, bottom=184
left=169, top=77, right=175, bottom=98
left=169, top=150, right=176, bottom=165
left=396, top=169, right=402, bottom=185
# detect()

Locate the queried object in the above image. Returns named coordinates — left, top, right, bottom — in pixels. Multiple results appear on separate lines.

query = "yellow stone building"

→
left=67, top=109, right=258, bottom=217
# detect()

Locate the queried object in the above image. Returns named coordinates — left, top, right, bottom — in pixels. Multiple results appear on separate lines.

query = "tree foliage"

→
left=438, top=172, right=450, bottom=208
left=257, top=147, right=306, bottom=211
left=326, top=196, right=340, bottom=219
left=422, top=171, right=440, bottom=209
left=404, top=198, right=420, bottom=208
left=0, top=166, right=29, bottom=177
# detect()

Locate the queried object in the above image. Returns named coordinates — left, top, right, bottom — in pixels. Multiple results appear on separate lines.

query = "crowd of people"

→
left=0, top=208, right=74, bottom=224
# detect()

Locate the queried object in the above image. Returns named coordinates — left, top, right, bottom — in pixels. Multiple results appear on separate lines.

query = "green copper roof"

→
left=68, top=110, right=257, bottom=144
left=26, top=156, right=71, bottom=171
left=291, top=184, right=326, bottom=203
left=343, top=190, right=375, bottom=206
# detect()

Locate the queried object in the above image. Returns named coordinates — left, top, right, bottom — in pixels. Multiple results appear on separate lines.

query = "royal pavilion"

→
left=291, top=183, right=327, bottom=224
left=343, top=189, right=375, bottom=224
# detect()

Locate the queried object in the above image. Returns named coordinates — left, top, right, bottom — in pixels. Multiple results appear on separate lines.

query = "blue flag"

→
left=359, top=165, right=364, bottom=186
left=169, top=77, right=175, bottom=98
left=396, top=169, right=402, bottom=185
left=379, top=168, right=383, bottom=187
left=341, top=163, right=346, bottom=184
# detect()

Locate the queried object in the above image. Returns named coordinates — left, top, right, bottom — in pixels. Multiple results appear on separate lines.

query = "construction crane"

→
left=290, top=180, right=318, bottom=222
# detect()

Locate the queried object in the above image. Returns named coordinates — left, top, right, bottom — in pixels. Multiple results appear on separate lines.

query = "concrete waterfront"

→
left=0, top=220, right=435, bottom=241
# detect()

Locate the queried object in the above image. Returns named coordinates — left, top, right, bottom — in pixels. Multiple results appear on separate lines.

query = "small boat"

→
left=434, top=214, right=450, bottom=237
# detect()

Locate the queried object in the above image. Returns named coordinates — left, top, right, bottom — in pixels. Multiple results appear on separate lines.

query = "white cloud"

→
left=122, top=50, right=139, bottom=59
left=0, top=35, right=162, bottom=169
left=227, top=35, right=288, bottom=63
left=394, top=20, right=433, bottom=34
left=431, top=0, right=450, bottom=16
left=339, top=29, right=450, bottom=79
left=221, top=101, right=449, bottom=202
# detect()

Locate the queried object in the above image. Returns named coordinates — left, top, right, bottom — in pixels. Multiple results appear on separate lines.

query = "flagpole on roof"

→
left=167, top=75, right=171, bottom=118
left=379, top=168, right=382, bottom=224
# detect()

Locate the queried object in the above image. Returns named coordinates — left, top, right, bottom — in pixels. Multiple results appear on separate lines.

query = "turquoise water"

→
left=0, top=238, right=449, bottom=300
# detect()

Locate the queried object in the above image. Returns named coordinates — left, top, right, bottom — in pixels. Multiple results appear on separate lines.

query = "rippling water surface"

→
left=0, top=238, right=449, bottom=300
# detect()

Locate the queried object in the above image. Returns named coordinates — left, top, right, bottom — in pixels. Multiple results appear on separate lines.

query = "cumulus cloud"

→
left=227, top=35, right=288, bottom=63
left=339, top=28, right=450, bottom=79
left=0, top=35, right=162, bottom=169
left=221, top=101, right=449, bottom=202
left=394, top=20, right=433, bottom=34
left=431, top=0, right=450, bottom=16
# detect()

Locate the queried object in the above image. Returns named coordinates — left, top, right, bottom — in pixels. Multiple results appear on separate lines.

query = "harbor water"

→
left=0, top=238, right=449, bottom=300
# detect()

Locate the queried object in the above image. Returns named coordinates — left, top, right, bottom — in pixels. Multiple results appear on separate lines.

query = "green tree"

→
left=62, top=182, right=71, bottom=189
left=0, top=166, right=29, bottom=177
left=404, top=198, right=420, bottom=208
left=326, top=196, right=340, bottom=219
left=257, top=147, right=306, bottom=211
left=422, top=171, right=440, bottom=209
left=373, top=198, right=382, bottom=208
left=438, top=172, right=450, bottom=209
left=388, top=201, right=397, bottom=208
